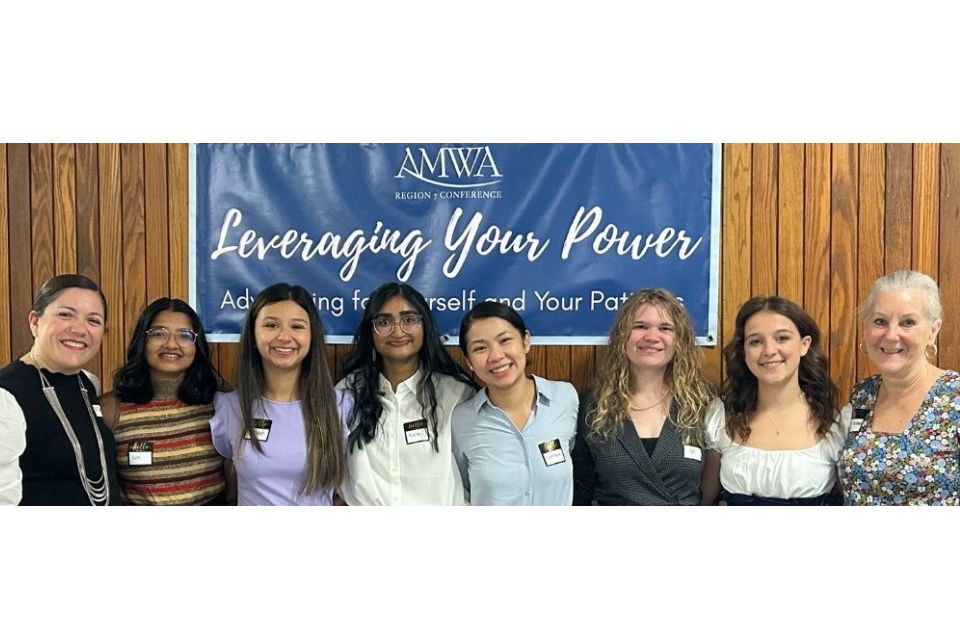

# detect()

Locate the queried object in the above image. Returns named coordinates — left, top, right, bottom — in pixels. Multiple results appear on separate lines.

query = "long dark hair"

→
left=341, top=282, right=476, bottom=453
left=236, top=283, right=345, bottom=493
left=722, top=296, right=840, bottom=442
left=112, top=298, right=221, bottom=404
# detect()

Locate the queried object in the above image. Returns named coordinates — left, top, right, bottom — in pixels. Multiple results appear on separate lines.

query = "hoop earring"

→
left=858, top=342, right=866, bottom=353
left=926, top=343, right=939, bottom=358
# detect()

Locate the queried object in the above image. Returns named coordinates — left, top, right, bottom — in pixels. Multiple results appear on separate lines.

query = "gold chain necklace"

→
left=629, top=389, right=671, bottom=412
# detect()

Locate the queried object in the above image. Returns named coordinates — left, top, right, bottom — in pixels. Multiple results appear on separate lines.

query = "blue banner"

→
left=190, top=144, right=720, bottom=345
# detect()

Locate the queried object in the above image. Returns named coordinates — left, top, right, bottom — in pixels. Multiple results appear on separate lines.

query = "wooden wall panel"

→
left=0, top=145, right=9, bottom=365
left=857, top=144, right=885, bottom=378
left=7, top=144, right=32, bottom=359
left=3, top=143, right=960, bottom=398
left=829, top=143, right=858, bottom=395
left=30, top=143, right=54, bottom=295
left=939, top=144, right=960, bottom=368
left=777, top=144, right=804, bottom=302
left=53, top=143, right=77, bottom=275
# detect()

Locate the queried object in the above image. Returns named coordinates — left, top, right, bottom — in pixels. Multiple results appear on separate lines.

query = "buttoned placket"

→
left=487, top=394, right=542, bottom=505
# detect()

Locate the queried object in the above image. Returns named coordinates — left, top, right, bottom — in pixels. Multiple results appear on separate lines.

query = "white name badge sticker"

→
left=539, top=439, right=566, bottom=466
left=93, top=404, right=103, bottom=417
left=128, top=442, right=154, bottom=466
left=683, top=445, right=703, bottom=462
left=404, top=419, right=430, bottom=445
left=243, top=418, right=272, bottom=442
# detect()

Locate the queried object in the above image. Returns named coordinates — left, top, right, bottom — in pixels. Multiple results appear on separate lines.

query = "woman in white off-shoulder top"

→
left=705, top=297, right=848, bottom=505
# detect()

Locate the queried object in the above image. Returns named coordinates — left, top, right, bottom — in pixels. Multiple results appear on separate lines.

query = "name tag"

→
left=404, top=419, right=430, bottom=445
left=850, top=408, right=868, bottom=433
left=683, top=445, right=702, bottom=461
left=93, top=404, right=103, bottom=417
left=243, top=418, right=273, bottom=442
left=539, top=439, right=566, bottom=466
left=128, top=442, right=154, bottom=466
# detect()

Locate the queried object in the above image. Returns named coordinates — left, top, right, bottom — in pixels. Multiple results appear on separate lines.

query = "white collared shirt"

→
left=0, top=389, right=27, bottom=505
left=337, top=369, right=475, bottom=505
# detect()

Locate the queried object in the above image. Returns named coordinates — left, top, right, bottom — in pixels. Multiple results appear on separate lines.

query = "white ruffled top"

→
left=704, top=399, right=852, bottom=499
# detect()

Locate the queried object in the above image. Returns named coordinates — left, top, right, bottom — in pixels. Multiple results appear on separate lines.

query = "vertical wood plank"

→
left=777, top=144, right=805, bottom=302
left=98, top=144, right=124, bottom=392
left=803, top=144, right=831, bottom=357
left=885, top=144, right=913, bottom=272
left=938, top=144, right=960, bottom=372
left=120, top=144, right=147, bottom=361
left=53, top=143, right=77, bottom=275
left=30, top=143, right=54, bottom=294
left=144, top=144, right=169, bottom=303
left=168, top=144, right=189, bottom=300
left=7, top=144, right=32, bottom=358
left=721, top=143, right=752, bottom=385
left=829, top=143, right=858, bottom=395
left=0, top=145, right=9, bottom=364
left=856, top=144, right=885, bottom=380
left=75, top=144, right=100, bottom=284
left=750, top=144, right=777, bottom=296
left=545, top=344, right=571, bottom=384
left=218, top=342, right=240, bottom=387
left=570, top=345, right=596, bottom=394
left=526, top=345, right=547, bottom=380
left=912, top=143, right=940, bottom=280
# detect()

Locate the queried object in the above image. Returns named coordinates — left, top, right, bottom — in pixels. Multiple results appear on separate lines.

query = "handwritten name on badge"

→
left=539, top=439, right=566, bottom=466
left=850, top=408, right=869, bottom=433
left=243, top=418, right=273, bottom=442
left=683, top=445, right=702, bottom=462
left=404, top=419, right=430, bottom=445
left=129, top=441, right=154, bottom=466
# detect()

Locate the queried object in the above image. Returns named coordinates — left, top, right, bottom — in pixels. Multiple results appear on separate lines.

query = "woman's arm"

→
left=0, top=389, right=27, bottom=505
left=700, top=450, right=721, bottom=505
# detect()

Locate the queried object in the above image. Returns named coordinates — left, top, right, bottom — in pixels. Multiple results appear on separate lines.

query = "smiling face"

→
left=742, top=310, right=811, bottom=387
left=464, top=316, right=530, bottom=392
left=624, top=303, right=677, bottom=376
left=371, top=295, right=424, bottom=367
left=145, top=310, right=197, bottom=378
left=28, top=287, right=106, bottom=374
left=254, top=300, right=311, bottom=372
left=863, top=288, right=941, bottom=378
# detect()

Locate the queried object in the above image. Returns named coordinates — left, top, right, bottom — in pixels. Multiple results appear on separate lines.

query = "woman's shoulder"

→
left=849, top=374, right=882, bottom=405
left=702, top=398, right=728, bottom=448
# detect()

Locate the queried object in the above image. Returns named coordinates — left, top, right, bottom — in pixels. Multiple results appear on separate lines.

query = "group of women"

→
left=0, top=269, right=956, bottom=506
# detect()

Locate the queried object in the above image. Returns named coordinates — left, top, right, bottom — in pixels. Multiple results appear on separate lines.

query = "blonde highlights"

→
left=587, top=289, right=714, bottom=445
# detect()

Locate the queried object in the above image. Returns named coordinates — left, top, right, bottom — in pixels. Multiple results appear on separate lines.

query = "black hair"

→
left=458, top=300, right=529, bottom=353
left=32, top=273, right=107, bottom=322
left=341, top=282, right=477, bottom=453
left=112, top=297, right=221, bottom=404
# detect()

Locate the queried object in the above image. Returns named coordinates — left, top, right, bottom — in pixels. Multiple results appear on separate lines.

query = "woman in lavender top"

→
left=210, top=283, right=347, bottom=505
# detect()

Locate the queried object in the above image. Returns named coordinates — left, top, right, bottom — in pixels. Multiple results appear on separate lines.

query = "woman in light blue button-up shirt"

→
left=451, top=301, right=579, bottom=505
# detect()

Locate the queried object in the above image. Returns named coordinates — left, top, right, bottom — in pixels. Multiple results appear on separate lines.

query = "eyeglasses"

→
left=145, top=326, right=198, bottom=346
left=372, top=314, right=423, bottom=337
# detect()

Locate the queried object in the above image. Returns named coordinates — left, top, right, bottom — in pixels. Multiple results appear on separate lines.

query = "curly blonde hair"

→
left=587, top=289, right=715, bottom=446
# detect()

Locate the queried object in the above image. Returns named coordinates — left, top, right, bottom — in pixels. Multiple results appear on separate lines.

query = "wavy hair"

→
left=721, top=296, right=840, bottom=442
left=341, top=282, right=476, bottom=453
left=112, top=298, right=222, bottom=404
left=235, top=283, right=345, bottom=494
left=587, top=288, right=714, bottom=446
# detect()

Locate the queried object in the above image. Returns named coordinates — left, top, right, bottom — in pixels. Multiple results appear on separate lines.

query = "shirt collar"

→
left=377, top=365, right=424, bottom=395
left=470, top=375, right=551, bottom=413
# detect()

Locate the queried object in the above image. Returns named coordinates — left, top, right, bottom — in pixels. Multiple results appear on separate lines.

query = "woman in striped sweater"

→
left=100, top=298, right=228, bottom=505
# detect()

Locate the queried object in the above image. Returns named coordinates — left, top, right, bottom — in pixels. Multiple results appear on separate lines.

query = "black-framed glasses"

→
left=145, top=326, right=198, bottom=346
left=372, top=314, right=423, bottom=337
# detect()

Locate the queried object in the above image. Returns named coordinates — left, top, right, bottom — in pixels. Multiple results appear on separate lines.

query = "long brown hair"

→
left=235, top=283, right=345, bottom=494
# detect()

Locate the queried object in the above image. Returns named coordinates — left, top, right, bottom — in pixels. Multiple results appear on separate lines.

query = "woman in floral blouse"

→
left=838, top=270, right=959, bottom=505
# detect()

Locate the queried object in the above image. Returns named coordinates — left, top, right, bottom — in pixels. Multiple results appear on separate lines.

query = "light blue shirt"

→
left=451, top=376, right=579, bottom=506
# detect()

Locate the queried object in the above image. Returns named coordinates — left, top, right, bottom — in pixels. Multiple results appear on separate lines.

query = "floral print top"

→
left=838, top=370, right=960, bottom=505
